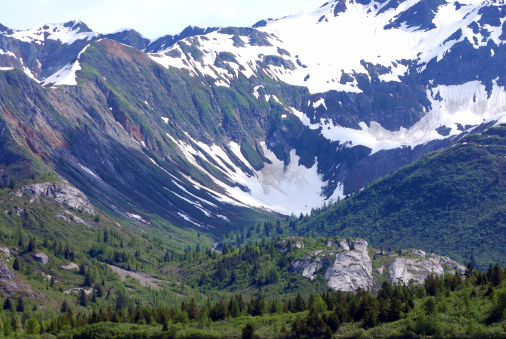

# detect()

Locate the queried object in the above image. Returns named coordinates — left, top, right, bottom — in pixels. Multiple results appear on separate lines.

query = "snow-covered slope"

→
left=4, top=20, right=98, bottom=45
left=3, top=0, right=506, bottom=220
left=140, top=0, right=506, bottom=213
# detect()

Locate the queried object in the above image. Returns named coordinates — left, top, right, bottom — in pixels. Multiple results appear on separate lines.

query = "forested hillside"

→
left=294, top=123, right=506, bottom=269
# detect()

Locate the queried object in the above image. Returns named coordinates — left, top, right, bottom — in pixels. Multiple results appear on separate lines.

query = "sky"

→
left=1, top=0, right=324, bottom=39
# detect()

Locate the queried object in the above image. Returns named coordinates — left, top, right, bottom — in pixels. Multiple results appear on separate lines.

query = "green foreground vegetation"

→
left=0, top=259, right=506, bottom=338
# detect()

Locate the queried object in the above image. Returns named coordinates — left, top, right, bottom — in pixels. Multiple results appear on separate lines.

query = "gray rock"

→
left=63, top=211, right=92, bottom=228
left=338, top=239, right=350, bottom=250
left=0, top=260, right=42, bottom=297
left=0, top=246, right=10, bottom=259
left=276, top=237, right=304, bottom=252
left=18, top=182, right=96, bottom=215
left=33, top=253, right=49, bottom=264
left=325, top=239, right=373, bottom=292
left=64, top=287, right=94, bottom=295
left=389, top=257, right=444, bottom=285
left=290, top=250, right=330, bottom=280
left=61, top=263, right=78, bottom=270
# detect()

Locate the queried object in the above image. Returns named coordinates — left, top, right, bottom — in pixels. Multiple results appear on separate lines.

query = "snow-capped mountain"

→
left=1, top=0, right=506, bottom=229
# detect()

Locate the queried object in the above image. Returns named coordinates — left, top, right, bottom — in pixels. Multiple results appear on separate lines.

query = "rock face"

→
left=0, top=246, right=10, bottom=259
left=324, top=239, right=374, bottom=292
left=288, top=237, right=465, bottom=292
left=18, top=182, right=96, bottom=215
left=33, top=253, right=49, bottom=264
left=277, top=237, right=305, bottom=252
left=290, top=250, right=331, bottom=279
left=389, top=254, right=466, bottom=285
left=290, top=238, right=374, bottom=292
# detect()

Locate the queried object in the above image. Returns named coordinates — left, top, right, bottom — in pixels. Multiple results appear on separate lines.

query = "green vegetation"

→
left=295, top=124, right=506, bottom=269
left=1, top=247, right=506, bottom=338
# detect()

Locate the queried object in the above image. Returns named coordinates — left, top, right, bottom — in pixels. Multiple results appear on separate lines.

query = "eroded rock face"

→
left=0, top=246, right=10, bottom=259
left=325, top=239, right=373, bottom=292
left=290, top=250, right=331, bottom=279
left=289, top=238, right=374, bottom=292
left=277, top=237, right=305, bottom=253
left=17, top=182, right=96, bottom=215
left=389, top=254, right=466, bottom=285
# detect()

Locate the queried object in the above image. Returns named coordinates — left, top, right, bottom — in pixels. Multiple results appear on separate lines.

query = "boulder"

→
left=33, top=253, right=49, bottom=264
left=61, top=263, right=78, bottom=270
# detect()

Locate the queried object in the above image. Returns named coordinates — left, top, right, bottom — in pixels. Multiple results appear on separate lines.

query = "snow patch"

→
left=6, top=21, right=98, bottom=45
left=41, top=44, right=90, bottom=86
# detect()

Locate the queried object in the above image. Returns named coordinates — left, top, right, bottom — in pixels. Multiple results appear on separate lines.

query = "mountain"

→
left=1, top=0, right=506, bottom=231
left=294, top=121, right=506, bottom=268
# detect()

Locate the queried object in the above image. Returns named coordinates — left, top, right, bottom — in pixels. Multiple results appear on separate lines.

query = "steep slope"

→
left=147, top=0, right=506, bottom=198
left=0, top=20, right=216, bottom=82
left=2, top=0, right=506, bottom=223
left=0, top=42, right=277, bottom=231
left=295, top=121, right=506, bottom=268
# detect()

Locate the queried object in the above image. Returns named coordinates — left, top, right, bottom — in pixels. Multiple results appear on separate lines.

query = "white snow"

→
left=0, top=67, right=14, bottom=71
left=177, top=212, right=205, bottom=228
left=253, top=85, right=263, bottom=99
left=78, top=163, right=100, bottom=180
left=5, top=21, right=98, bottom=45
left=312, top=98, right=327, bottom=110
left=41, top=44, right=90, bottom=86
left=168, top=131, right=343, bottom=214
left=0, top=49, right=16, bottom=57
left=146, top=0, right=498, bottom=95
left=161, top=117, right=169, bottom=123
left=287, top=80, right=506, bottom=155
left=125, top=213, right=151, bottom=224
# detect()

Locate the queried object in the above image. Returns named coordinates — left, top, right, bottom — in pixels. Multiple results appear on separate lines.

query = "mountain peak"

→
left=2, top=20, right=98, bottom=45
left=0, top=23, right=9, bottom=33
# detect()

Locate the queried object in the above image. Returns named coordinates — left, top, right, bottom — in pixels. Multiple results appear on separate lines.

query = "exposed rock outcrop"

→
left=389, top=254, right=466, bottom=285
left=17, top=182, right=96, bottom=215
left=0, top=246, right=11, bottom=259
left=324, top=239, right=374, bottom=292
left=287, top=237, right=465, bottom=293
left=290, top=250, right=331, bottom=279
left=277, top=237, right=305, bottom=252
left=56, top=211, right=92, bottom=228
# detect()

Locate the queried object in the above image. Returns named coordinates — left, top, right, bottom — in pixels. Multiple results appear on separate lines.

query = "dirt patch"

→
left=107, top=264, right=169, bottom=290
